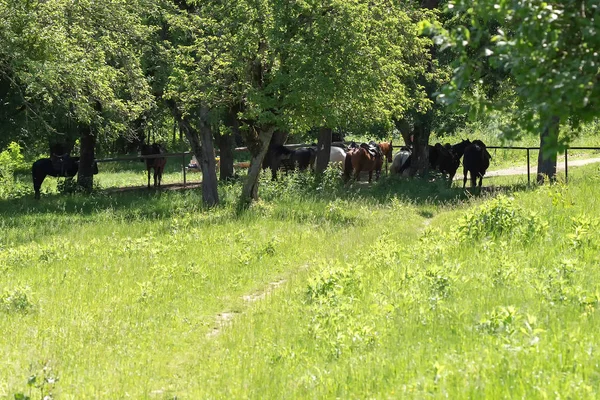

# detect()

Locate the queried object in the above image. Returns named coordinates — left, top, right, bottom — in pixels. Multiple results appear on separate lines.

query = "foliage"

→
left=1, top=286, right=34, bottom=314
left=165, top=1, right=433, bottom=135
left=0, top=142, right=29, bottom=199
left=436, top=0, right=600, bottom=149
left=0, top=142, right=27, bottom=174
left=0, top=0, right=155, bottom=144
left=457, top=195, right=547, bottom=240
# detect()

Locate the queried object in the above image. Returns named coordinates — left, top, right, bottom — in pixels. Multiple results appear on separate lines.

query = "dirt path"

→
left=206, top=278, right=289, bottom=338
left=105, top=182, right=202, bottom=193
left=469, top=157, right=600, bottom=178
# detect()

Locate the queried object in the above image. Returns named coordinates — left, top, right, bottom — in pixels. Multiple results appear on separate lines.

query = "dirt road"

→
left=485, top=157, right=600, bottom=178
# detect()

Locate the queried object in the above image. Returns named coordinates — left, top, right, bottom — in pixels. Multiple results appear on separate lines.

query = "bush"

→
left=1, top=286, right=35, bottom=314
left=457, top=195, right=547, bottom=241
left=0, top=142, right=30, bottom=199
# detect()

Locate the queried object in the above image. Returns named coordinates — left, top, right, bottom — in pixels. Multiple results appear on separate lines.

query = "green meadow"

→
left=2, top=163, right=600, bottom=399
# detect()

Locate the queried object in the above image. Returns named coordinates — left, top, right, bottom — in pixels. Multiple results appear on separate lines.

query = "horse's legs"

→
left=368, top=170, right=373, bottom=183
left=471, top=171, right=477, bottom=188
left=463, top=167, right=468, bottom=189
left=33, top=172, right=45, bottom=199
left=478, top=174, right=483, bottom=189
left=354, top=169, right=360, bottom=181
left=147, top=168, right=151, bottom=188
left=449, top=172, right=455, bottom=188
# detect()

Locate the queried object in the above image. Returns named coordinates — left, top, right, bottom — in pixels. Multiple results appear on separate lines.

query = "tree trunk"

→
left=172, top=119, right=177, bottom=146
left=315, top=127, right=332, bottom=174
left=221, top=105, right=242, bottom=181
left=240, top=126, right=275, bottom=207
left=393, top=118, right=413, bottom=147
left=217, top=133, right=235, bottom=181
left=181, top=115, right=219, bottom=207
left=420, top=0, right=440, bottom=9
left=77, top=125, right=96, bottom=191
left=263, top=130, right=288, bottom=169
left=537, top=116, right=560, bottom=184
left=170, top=101, right=219, bottom=206
left=198, top=107, right=219, bottom=206
left=408, top=116, right=431, bottom=177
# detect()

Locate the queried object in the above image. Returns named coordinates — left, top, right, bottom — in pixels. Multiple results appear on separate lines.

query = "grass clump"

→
left=1, top=286, right=35, bottom=314
left=457, top=194, right=547, bottom=241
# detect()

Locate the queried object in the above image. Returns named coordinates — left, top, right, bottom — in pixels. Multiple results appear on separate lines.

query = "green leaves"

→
left=0, top=0, right=154, bottom=138
left=165, top=0, right=432, bottom=133
left=441, top=0, right=600, bottom=140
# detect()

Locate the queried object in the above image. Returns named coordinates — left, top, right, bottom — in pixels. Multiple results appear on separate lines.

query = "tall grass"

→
left=2, top=165, right=600, bottom=398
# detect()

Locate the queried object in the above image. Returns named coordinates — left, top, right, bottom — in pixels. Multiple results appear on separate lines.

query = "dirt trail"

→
left=460, top=157, right=600, bottom=179
left=206, top=279, right=288, bottom=338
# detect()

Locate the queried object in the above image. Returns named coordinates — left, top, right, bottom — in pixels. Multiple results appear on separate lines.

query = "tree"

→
left=0, top=0, right=154, bottom=188
left=172, top=0, right=432, bottom=206
left=437, top=0, right=600, bottom=182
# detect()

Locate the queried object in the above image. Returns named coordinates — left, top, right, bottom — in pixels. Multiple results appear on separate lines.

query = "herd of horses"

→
left=31, top=138, right=491, bottom=199
left=391, top=139, right=492, bottom=188
left=265, top=138, right=491, bottom=188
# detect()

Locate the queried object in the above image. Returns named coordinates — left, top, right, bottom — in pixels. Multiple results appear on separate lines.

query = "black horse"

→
left=263, top=144, right=317, bottom=180
left=32, top=154, right=98, bottom=199
left=397, top=139, right=471, bottom=181
left=463, top=139, right=492, bottom=189
left=434, top=139, right=472, bottom=184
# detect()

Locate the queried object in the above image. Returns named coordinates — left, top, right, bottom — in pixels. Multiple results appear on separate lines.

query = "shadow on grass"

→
left=339, top=173, right=534, bottom=206
left=0, top=186, right=207, bottom=222
left=0, top=171, right=535, bottom=226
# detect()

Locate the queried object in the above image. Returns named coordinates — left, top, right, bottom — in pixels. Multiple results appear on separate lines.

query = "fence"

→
left=487, top=146, right=600, bottom=184
left=94, top=142, right=346, bottom=188
left=95, top=144, right=600, bottom=187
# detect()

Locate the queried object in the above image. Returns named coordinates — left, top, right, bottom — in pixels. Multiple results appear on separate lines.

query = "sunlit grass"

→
left=2, top=166, right=600, bottom=398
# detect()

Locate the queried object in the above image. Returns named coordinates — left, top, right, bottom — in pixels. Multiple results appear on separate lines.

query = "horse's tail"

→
left=343, top=151, right=353, bottom=181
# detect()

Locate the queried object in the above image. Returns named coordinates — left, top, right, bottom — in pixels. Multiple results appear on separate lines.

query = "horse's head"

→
left=140, top=144, right=151, bottom=162
left=152, top=143, right=166, bottom=154
left=379, top=141, right=394, bottom=163
left=451, top=138, right=472, bottom=158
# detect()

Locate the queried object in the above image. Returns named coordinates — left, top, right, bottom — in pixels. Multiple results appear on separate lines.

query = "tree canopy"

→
left=0, top=0, right=155, bottom=145
left=437, top=0, right=599, bottom=150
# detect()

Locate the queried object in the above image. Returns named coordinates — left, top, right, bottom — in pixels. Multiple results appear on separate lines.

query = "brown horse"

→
left=344, top=141, right=393, bottom=183
left=140, top=143, right=167, bottom=188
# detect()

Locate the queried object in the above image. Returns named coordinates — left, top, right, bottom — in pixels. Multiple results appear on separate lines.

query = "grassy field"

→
left=2, top=164, right=600, bottom=398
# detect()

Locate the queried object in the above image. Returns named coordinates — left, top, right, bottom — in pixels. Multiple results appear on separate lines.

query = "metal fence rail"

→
left=487, top=145, right=600, bottom=184
left=95, top=144, right=600, bottom=187
left=94, top=142, right=348, bottom=187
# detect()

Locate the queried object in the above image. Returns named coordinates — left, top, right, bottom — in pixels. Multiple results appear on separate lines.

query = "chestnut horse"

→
left=140, top=143, right=167, bottom=188
left=344, top=141, right=393, bottom=183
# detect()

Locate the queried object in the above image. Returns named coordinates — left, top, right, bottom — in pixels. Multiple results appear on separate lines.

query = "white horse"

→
left=329, top=146, right=347, bottom=165
left=390, top=149, right=412, bottom=176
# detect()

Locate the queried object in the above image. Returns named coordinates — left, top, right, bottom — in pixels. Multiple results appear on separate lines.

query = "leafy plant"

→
left=457, top=195, right=547, bottom=241
left=14, top=361, right=59, bottom=400
left=567, top=215, right=599, bottom=250
left=476, top=306, right=521, bottom=336
left=0, top=142, right=29, bottom=199
left=1, top=286, right=35, bottom=314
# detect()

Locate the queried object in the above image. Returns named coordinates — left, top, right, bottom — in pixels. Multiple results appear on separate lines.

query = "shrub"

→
left=0, top=142, right=29, bottom=199
left=305, top=262, right=363, bottom=304
left=457, top=195, right=547, bottom=241
left=1, top=286, right=35, bottom=314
